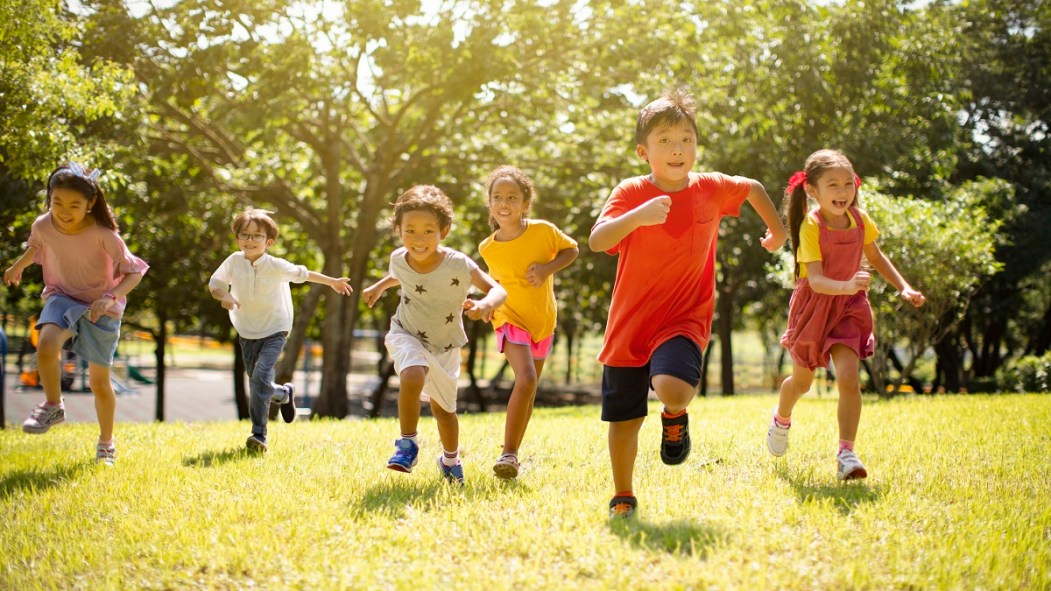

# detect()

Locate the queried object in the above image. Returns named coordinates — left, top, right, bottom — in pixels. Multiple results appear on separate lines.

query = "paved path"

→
left=2, top=364, right=387, bottom=427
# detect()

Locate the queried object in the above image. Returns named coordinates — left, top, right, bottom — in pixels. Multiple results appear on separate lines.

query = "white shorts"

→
left=384, top=326, right=461, bottom=413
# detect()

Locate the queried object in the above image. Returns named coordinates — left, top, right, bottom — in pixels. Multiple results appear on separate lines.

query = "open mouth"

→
left=833, top=199, right=849, bottom=208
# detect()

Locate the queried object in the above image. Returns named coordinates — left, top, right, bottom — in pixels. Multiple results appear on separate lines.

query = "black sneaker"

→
left=609, top=495, right=637, bottom=518
left=659, top=411, right=691, bottom=465
left=280, top=383, right=296, bottom=423
left=246, top=434, right=268, bottom=453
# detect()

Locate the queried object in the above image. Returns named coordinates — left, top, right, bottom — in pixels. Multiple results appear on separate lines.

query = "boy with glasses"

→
left=209, top=208, right=352, bottom=452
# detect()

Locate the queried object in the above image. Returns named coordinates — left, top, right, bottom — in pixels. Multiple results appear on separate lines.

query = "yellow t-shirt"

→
left=479, top=219, right=577, bottom=340
left=797, top=208, right=879, bottom=279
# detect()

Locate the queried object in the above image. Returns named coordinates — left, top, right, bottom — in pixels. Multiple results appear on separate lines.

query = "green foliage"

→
left=1, top=395, right=1049, bottom=589
left=998, top=352, right=1051, bottom=393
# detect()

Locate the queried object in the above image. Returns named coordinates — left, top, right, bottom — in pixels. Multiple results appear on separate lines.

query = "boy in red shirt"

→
left=589, top=90, right=787, bottom=518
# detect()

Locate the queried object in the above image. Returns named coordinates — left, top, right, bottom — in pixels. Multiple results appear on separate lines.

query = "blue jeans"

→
left=240, top=332, right=290, bottom=437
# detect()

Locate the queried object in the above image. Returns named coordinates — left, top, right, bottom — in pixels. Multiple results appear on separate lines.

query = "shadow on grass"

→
left=182, top=447, right=256, bottom=467
left=356, top=475, right=446, bottom=518
left=0, top=462, right=90, bottom=499
left=775, top=463, right=885, bottom=515
left=609, top=517, right=727, bottom=557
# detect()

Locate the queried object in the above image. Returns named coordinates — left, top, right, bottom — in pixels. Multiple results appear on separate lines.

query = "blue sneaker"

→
left=438, top=456, right=465, bottom=485
left=246, top=434, right=267, bottom=453
left=387, top=438, right=419, bottom=473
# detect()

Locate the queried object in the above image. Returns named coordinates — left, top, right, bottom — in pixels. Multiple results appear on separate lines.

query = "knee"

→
left=400, top=366, right=426, bottom=390
left=514, top=371, right=538, bottom=394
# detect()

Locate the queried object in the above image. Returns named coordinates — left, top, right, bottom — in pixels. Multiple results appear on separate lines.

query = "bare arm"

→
left=524, top=245, right=579, bottom=288
left=305, top=270, right=353, bottom=295
left=804, top=261, right=871, bottom=296
left=863, top=242, right=926, bottom=307
left=89, top=271, right=144, bottom=322
left=463, top=267, right=508, bottom=322
left=744, top=179, right=788, bottom=252
left=3, top=245, right=37, bottom=286
left=588, top=196, right=672, bottom=253
left=362, top=274, right=400, bottom=308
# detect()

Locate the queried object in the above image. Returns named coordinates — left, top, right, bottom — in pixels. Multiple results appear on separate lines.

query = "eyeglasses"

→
left=237, top=233, right=268, bottom=243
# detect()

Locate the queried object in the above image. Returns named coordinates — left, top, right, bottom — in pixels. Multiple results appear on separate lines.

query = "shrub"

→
left=997, top=353, right=1051, bottom=393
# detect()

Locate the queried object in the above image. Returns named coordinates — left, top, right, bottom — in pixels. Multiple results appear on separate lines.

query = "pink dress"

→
left=780, top=207, right=874, bottom=370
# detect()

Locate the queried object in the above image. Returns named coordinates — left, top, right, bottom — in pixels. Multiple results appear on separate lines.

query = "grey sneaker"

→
left=493, top=453, right=520, bottom=479
left=836, top=449, right=868, bottom=481
left=23, top=401, right=65, bottom=434
left=246, top=434, right=268, bottom=453
left=767, top=409, right=790, bottom=457
left=95, top=443, right=116, bottom=466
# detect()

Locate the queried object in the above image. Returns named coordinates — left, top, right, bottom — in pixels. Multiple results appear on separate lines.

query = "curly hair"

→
left=391, top=185, right=454, bottom=230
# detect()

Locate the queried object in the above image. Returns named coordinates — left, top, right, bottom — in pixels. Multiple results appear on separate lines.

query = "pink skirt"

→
left=780, top=281, right=874, bottom=370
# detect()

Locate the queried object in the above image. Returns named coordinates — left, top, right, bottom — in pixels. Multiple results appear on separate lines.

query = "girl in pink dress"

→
left=4, top=163, right=148, bottom=465
left=767, top=150, right=925, bottom=480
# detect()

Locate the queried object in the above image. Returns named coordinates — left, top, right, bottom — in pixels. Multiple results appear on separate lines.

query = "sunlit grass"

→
left=1, top=394, right=1048, bottom=590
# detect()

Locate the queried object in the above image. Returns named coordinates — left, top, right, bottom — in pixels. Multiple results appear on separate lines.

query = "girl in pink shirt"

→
left=4, top=163, right=148, bottom=465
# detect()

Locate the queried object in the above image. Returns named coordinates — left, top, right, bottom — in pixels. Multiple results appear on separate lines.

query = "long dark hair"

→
left=784, top=149, right=857, bottom=278
left=46, top=163, right=118, bottom=231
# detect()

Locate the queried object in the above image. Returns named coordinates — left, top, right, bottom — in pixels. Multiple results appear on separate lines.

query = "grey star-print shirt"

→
left=388, top=246, right=479, bottom=354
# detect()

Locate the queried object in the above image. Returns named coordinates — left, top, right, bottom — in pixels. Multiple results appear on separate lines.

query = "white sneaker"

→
left=766, top=409, right=789, bottom=457
left=23, top=401, right=65, bottom=434
left=96, top=443, right=116, bottom=466
left=836, top=449, right=868, bottom=481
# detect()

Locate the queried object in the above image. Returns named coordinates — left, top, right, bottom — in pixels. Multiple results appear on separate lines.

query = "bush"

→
left=997, top=353, right=1051, bottom=393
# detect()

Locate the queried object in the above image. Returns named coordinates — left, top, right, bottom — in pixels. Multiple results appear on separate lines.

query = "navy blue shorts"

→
left=601, top=336, right=703, bottom=422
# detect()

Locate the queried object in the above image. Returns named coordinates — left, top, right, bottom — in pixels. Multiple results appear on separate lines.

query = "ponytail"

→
left=46, top=163, right=118, bottom=232
left=784, top=182, right=808, bottom=279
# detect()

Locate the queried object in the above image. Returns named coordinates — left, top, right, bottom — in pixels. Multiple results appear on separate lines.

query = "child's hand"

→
left=900, top=287, right=926, bottom=308
left=524, top=262, right=549, bottom=287
left=844, top=270, right=871, bottom=294
left=463, top=299, right=495, bottom=322
left=89, top=296, right=116, bottom=323
left=759, top=228, right=786, bottom=252
left=221, top=293, right=240, bottom=311
left=634, top=196, right=672, bottom=227
left=3, top=266, right=21, bottom=287
left=362, top=283, right=383, bottom=308
left=330, top=277, right=353, bottom=296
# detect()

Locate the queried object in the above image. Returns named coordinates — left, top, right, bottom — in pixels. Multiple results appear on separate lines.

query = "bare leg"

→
left=88, top=362, right=116, bottom=442
left=397, top=366, right=426, bottom=436
left=777, top=364, right=816, bottom=419
left=501, top=343, right=544, bottom=456
left=609, top=417, right=644, bottom=494
left=35, top=324, right=72, bottom=406
left=830, top=345, right=862, bottom=443
left=430, top=399, right=459, bottom=454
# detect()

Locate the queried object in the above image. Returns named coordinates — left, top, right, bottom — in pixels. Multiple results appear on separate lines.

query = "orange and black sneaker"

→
left=660, top=410, right=691, bottom=465
left=609, top=495, right=637, bottom=518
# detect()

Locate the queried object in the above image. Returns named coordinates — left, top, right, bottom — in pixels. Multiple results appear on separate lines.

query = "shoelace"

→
left=610, top=502, right=635, bottom=516
left=663, top=423, right=684, bottom=443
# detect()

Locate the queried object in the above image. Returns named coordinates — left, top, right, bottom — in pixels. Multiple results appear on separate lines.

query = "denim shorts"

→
left=37, top=293, right=121, bottom=366
left=600, top=336, right=703, bottom=422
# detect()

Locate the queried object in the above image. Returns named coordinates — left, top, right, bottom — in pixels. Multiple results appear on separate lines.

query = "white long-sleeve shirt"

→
left=208, top=252, right=308, bottom=339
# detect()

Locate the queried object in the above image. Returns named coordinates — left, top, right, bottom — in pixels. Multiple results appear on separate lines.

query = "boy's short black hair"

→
left=391, top=185, right=454, bottom=230
left=635, top=89, right=699, bottom=146
left=232, top=208, right=279, bottom=240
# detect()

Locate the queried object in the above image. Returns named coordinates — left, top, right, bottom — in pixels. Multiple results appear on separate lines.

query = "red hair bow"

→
left=786, top=171, right=807, bottom=194
left=854, top=174, right=862, bottom=188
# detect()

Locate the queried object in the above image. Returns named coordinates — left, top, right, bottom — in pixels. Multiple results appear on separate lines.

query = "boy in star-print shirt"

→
left=363, top=185, right=506, bottom=484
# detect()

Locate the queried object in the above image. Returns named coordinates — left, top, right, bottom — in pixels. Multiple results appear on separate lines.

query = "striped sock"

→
left=441, top=449, right=459, bottom=467
left=401, top=432, right=418, bottom=445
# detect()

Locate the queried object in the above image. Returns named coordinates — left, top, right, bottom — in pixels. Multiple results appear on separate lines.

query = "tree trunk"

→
left=154, top=314, right=167, bottom=422
left=717, top=291, right=735, bottom=395
left=1026, top=297, right=1051, bottom=356
left=274, top=284, right=323, bottom=385
left=699, top=342, right=713, bottom=397
left=233, top=340, right=248, bottom=419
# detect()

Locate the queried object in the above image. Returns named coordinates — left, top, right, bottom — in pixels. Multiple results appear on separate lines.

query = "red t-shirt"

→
left=596, top=172, right=750, bottom=366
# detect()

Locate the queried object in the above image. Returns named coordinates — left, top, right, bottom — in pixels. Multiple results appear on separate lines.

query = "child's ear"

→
left=636, top=144, right=649, bottom=162
left=440, top=226, right=451, bottom=240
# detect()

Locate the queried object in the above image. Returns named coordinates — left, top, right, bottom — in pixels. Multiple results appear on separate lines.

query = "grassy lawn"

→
left=1, top=394, right=1048, bottom=590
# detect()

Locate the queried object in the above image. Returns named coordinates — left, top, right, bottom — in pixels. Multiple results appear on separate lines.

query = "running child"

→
left=767, top=149, right=925, bottom=480
left=478, top=165, right=578, bottom=479
left=4, top=162, right=149, bottom=465
left=208, top=208, right=352, bottom=453
left=363, top=185, right=507, bottom=485
left=589, top=90, right=787, bottom=517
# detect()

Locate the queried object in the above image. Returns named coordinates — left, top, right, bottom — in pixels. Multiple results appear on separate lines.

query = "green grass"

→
left=2, top=394, right=1049, bottom=590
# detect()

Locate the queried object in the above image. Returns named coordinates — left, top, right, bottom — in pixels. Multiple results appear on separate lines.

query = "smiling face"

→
left=48, top=187, right=96, bottom=234
left=807, top=166, right=857, bottom=221
left=637, top=121, right=697, bottom=192
left=487, top=177, right=528, bottom=231
left=236, top=220, right=275, bottom=262
left=397, top=209, right=449, bottom=270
